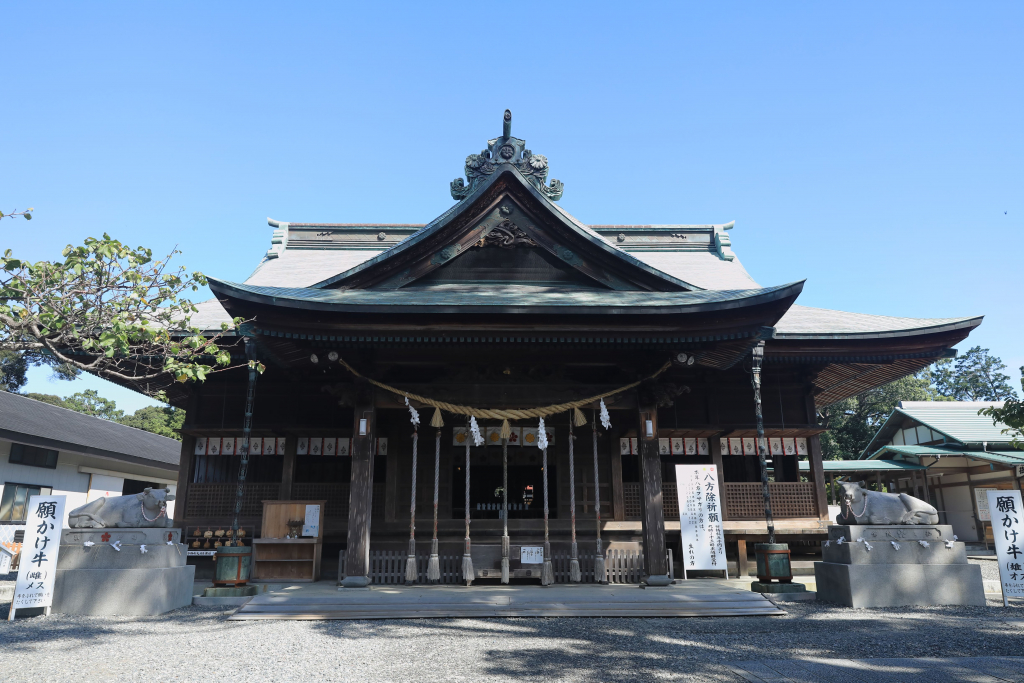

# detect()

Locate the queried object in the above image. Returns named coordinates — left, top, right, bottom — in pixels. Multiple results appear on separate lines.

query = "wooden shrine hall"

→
left=160, top=111, right=982, bottom=587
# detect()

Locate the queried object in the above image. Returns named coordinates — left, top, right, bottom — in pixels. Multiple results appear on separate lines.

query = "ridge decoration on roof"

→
left=451, top=109, right=563, bottom=202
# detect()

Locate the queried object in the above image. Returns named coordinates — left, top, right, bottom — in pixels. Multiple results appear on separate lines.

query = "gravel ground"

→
left=1, top=597, right=1022, bottom=682
left=971, top=556, right=1003, bottom=582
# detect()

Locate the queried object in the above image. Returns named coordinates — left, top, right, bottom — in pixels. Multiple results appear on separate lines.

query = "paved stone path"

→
left=726, top=657, right=1024, bottom=682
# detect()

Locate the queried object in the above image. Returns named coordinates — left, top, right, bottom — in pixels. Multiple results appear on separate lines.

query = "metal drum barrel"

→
left=214, top=545, right=252, bottom=586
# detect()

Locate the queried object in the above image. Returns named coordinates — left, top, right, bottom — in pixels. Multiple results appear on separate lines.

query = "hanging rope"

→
left=405, top=428, right=418, bottom=584
left=500, top=435, right=510, bottom=584
left=592, top=409, right=606, bottom=584
left=336, top=357, right=671, bottom=420
left=568, top=413, right=581, bottom=582
left=462, top=417, right=475, bottom=585
left=427, top=428, right=441, bottom=581
left=540, top=418, right=553, bottom=585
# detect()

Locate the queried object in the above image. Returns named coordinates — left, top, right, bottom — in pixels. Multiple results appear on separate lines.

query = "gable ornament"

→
left=451, top=109, right=564, bottom=202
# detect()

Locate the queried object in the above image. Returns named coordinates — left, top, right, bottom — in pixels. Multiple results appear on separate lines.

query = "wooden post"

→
left=807, top=435, right=829, bottom=521
left=175, top=435, right=196, bottom=527
left=342, top=381, right=375, bottom=588
left=279, top=435, right=297, bottom=501
left=637, top=403, right=670, bottom=585
left=174, top=389, right=200, bottom=529
left=736, top=538, right=749, bottom=577
left=710, top=436, right=728, bottom=521
left=610, top=436, right=625, bottom=521
left=385, top=440, right=399, bottom=523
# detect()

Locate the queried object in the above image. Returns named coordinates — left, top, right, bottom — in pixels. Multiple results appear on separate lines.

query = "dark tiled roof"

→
left=0, top=391, right=180, bottom=470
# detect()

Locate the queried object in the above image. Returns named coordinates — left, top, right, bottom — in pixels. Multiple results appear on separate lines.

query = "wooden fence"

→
left=340, top=548, right=672, bottom=585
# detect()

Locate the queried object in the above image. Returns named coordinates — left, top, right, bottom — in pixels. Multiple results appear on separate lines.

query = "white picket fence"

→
left=340, top=548, right=673, bottom=585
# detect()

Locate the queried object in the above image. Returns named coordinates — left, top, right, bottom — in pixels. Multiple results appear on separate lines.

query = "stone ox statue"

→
left=836, top=481, right=939, bottom=525
left=68, top=487, right=175, bottom=528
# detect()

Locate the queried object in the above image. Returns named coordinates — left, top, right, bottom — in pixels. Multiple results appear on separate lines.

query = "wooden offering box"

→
left=252, top=500, right=325, bottom=582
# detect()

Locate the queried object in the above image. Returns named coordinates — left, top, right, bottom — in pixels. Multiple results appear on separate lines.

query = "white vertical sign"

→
left=675, top=465, right=728, bottom=578
left=302, top=504, right=321, bottom=538
left=8, top=495, right=66, bottom=619
left=988, top=489, right=1024, bottom=607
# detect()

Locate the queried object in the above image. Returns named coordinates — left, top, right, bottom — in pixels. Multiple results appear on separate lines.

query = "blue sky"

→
left=3, top=2, right=1021, bottom=412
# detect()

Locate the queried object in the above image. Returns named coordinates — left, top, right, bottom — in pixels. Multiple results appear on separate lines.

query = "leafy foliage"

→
left=819, top=372, right=945, bottom=460
left=0, top=235, right=257, bottom=398
left=0, top=349, right=28, bottom=392
left=979, top=366, right=1024, bottom=448
left=117, top=405, right=185, bottom=440
left=931, top=346, right=1016, bottom=401
left=24, top=389, right=185, bottom=439
left=24, top=389, right=124, bottom=420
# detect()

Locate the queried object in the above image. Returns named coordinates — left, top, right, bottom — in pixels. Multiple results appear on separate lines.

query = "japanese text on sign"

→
left=987, top=489, right=1024, bottom=603
left=674, top=465, right=728, bottom=575
left=9, top=495, right=66, bottom=619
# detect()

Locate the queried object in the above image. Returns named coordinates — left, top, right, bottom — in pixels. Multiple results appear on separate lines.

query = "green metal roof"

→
left=868, top=444, right=1024, bottom=467
left=798, top=459, right=927, bottom=472
left=861, top=401, right=1012, bottom=456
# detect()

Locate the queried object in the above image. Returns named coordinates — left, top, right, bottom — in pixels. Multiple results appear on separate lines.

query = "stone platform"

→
left=229, top=582, right=784, bottom=620
left=52, top=527, right=195, bottom=615
left=814, top=525, right=985, bottom=608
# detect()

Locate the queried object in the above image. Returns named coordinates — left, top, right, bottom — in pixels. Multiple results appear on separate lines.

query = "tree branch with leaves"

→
left=0, top=234, right=258, bottom=398
left=980, top=366, right=1024, bottom=448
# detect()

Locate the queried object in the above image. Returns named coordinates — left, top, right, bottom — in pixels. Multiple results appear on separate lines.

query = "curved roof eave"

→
left=776, top=315, right=984, bottom=341
left=307, top=165, right=706, bottom=292
left=207, top=277, right=804, bottom=317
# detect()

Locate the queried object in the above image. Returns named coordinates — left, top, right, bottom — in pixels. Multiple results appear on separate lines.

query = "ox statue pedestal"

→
left=51, top=527, right=195, bottom=616
left=814, top=524, right=985, bottom=608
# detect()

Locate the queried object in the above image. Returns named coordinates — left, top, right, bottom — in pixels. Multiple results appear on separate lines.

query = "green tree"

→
left=932, top=346, right=1016, bottom=401
left=23, top=392, right=68, bottom=408
left=0, top=235, right=256, bottom=398
left=0, top=349, right=27, bottom=392
left=117, top=405, right=185, bottom=440
left=819, top=372, right=942, bottom=460
left=980, top=366, right=1024, bottom=448
left=22, top=389, right=124, bottom=420
left=62, top=389, right=124, bottom=420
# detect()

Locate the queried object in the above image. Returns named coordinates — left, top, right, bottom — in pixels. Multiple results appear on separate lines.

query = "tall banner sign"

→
left=987, top=489, right=1024, bottom=607
left=675, top=464, right=728, bottom=579
left=8, top=494, right=67, bottom=620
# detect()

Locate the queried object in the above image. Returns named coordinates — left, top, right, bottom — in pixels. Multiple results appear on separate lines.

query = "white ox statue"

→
left=68, top=487, right=175, bottom=528
left=836, top=481, right=939, bottom=525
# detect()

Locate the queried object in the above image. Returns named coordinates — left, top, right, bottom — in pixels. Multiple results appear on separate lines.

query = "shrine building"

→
left=162, top=111, right=982, bottom=585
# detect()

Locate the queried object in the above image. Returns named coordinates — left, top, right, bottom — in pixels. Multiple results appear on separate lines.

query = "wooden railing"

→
left=723, top=482, right=817, bottom=519
left=624, top=481, right=817, bottom=520
left=341, top=548, right=671, bottom=585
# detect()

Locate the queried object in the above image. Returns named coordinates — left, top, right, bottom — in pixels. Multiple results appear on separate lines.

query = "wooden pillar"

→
left=921, top=464, right=932, bottom=504
left=175, top=435, right=196, bottom=528
left=807, top=435, right=829, bottom=521
left=173, top=389, right=201, bottom=528
left=342, top=381, right=375, bottom=588
left=736, top=538, right=749, bottom=577
left=710, top=435, right=728, bottom=521
left=610, top=437, right=625, bottom=521
left=875, top=471, right=882, bottom=492
left=279, top=435, right=297, bottom=501
left=637, top=403, right=670, bottom=585
left=385, top=441, right=399, bottom=523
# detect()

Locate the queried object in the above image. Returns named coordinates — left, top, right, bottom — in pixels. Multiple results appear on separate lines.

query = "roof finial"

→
left=503, top=109, right=512, bottom=139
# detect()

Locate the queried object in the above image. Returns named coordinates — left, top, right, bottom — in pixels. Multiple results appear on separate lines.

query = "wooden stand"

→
left=252, top=500, right=325, bottom=582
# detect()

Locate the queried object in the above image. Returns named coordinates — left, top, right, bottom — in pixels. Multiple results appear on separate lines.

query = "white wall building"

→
left=0, top=392, right=180, bottom=563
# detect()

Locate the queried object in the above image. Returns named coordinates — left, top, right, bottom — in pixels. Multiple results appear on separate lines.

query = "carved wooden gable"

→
left=314, top=112, right=696, bottom=293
